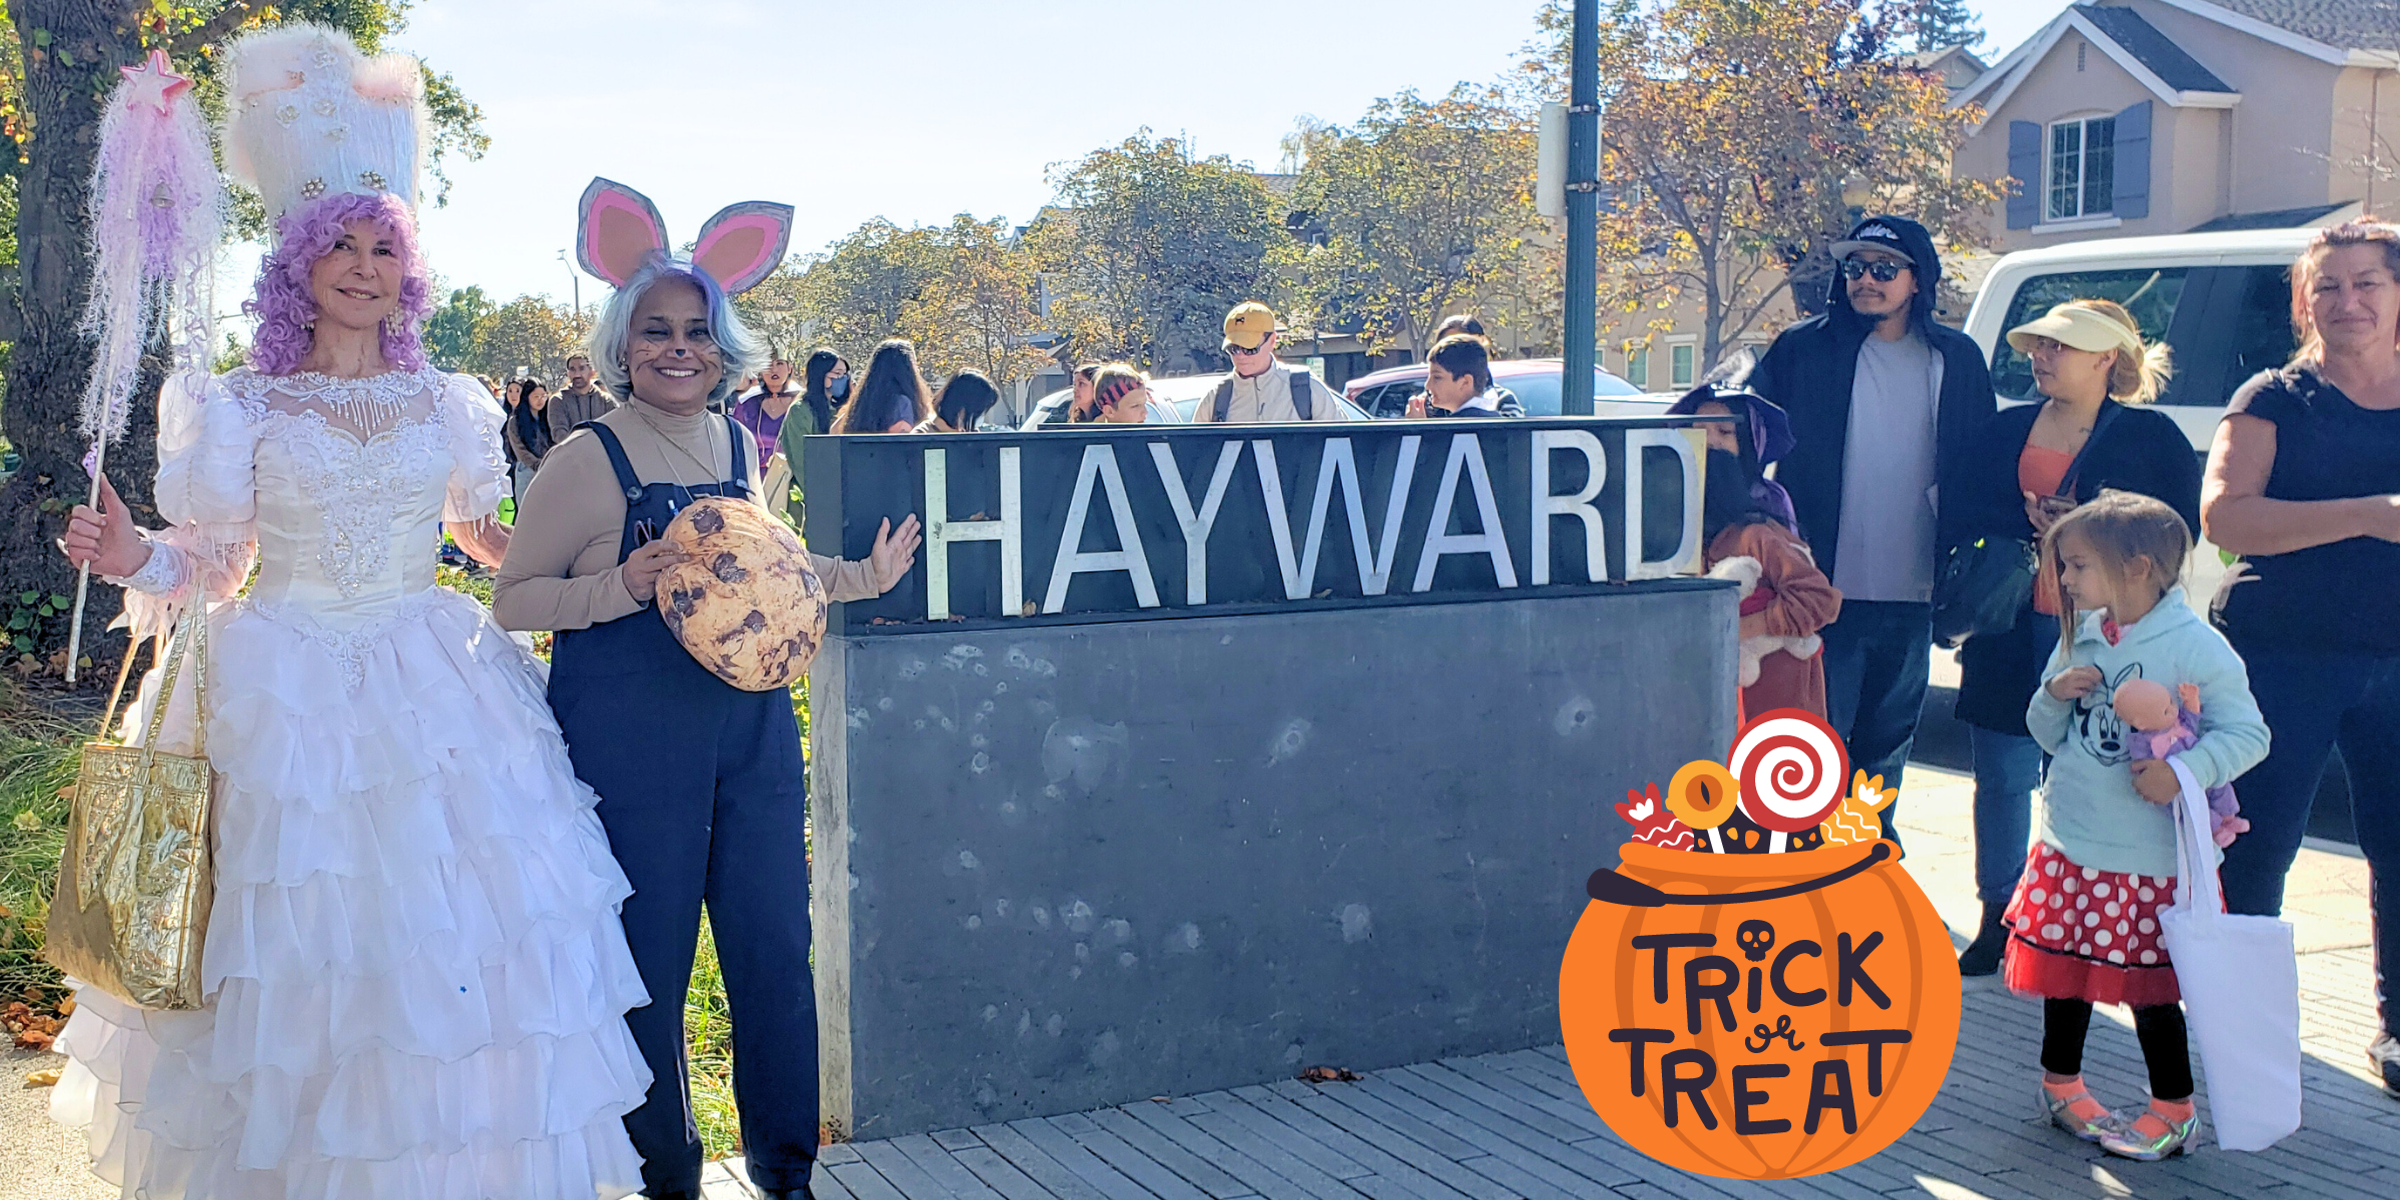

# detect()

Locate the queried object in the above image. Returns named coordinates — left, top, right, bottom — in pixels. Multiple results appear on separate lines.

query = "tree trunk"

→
left=1, top=3, right=151, bottom=685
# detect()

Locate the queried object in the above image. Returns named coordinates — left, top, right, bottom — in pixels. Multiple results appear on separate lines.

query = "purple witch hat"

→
left=1665, top=358, right=1800, bottom=536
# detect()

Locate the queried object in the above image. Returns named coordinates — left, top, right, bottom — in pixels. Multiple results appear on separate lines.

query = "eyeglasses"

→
left=1841, top=258, right=1911, bottom=282
left=1226, top=341, right=1270, bottom=356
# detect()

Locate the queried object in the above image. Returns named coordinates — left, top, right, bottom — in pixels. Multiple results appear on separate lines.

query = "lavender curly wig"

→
left=244, top=191, right=434, bottom=376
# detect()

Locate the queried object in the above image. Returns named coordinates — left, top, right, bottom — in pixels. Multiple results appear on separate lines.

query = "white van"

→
left=1959, top=227, right=2316, bottom=603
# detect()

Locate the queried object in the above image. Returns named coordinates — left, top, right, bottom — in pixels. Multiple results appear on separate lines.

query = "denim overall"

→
left=548, top=419, right=817, bottom=1198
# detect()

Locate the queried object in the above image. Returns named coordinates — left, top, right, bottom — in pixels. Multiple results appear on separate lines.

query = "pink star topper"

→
left=118, top=49, right=192, bottom=117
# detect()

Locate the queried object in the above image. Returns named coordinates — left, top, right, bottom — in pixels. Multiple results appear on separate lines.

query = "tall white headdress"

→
left=220, top=25, right=427, bottom=234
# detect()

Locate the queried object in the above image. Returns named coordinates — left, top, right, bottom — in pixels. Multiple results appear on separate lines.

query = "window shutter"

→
left=2113, top=101, right=2152, bottom=220
left=2007, top=121, right=2041, bottom=229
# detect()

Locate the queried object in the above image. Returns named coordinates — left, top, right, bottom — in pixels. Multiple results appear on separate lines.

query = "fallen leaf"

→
left=23, top=1069, right=59, bottom=1088
left=13, top=1029, right=54, bottom=1051
left=1020, top=602, right=1037, bottom=617
left=1299, top=1066, right=1362, bottom=1084
left=57, top=996, right=73, bottom=1017
left=0, top=901, right=12, bottom=919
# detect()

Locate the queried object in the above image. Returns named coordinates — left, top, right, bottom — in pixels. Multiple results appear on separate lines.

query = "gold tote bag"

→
left=45, top=603, right=214, bottom=1010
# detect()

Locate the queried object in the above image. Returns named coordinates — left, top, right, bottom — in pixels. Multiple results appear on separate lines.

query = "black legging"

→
left=2042, top=998, right=2193, bottom=1100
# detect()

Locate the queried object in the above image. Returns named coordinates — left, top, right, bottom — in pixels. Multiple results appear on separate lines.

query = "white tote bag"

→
left=2158, top=758, right=2302, bottom=1151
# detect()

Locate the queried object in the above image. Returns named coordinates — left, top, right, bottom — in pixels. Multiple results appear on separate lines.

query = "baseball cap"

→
left=1223, top=301, right=1284, bottom=351
left=1828, top=217, right=1910, bottom=262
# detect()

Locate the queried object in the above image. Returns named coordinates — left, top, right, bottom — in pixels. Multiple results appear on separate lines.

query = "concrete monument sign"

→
left=804, top=416, right=1737, bottom=1139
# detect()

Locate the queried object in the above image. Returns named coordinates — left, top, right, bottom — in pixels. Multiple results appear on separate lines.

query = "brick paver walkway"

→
left=701, top=765, right=2392, bottom=1200
left=7, top=765, right=2383, bottom=1200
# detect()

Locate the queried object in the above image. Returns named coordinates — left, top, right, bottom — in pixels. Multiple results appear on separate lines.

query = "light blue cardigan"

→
left=2025, top=587, right=2271, bottom=879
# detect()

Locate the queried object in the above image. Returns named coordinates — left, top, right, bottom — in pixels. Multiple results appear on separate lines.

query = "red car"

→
left=1342, top=356, right=1656, bottom=418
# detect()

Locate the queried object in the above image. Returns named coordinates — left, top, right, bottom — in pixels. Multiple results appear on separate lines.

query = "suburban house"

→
left=1954, top=0, right=2397, bottom=252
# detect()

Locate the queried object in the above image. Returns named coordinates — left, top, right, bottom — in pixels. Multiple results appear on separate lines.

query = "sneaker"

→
left=2369, top=1034, right=2400, bottom=1097
left=2098, top=1105, right=2199, bottom=1161
left=2041, top=1081, right=2122, bottom=1143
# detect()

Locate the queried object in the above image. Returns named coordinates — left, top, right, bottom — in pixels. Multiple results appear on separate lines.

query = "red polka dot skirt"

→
left=2002, top=841, right=2183, bottom=1008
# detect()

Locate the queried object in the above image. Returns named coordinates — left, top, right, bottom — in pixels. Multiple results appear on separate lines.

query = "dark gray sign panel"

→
left=805, top=416, right=1716, bottom=632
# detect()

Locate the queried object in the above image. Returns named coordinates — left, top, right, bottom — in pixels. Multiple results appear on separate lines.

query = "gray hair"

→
left=586, top=258, right=766, bottom=407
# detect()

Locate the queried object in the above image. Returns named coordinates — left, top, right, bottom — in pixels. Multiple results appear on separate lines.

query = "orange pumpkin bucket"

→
left=1559, top=836, right=1960, bottom=1180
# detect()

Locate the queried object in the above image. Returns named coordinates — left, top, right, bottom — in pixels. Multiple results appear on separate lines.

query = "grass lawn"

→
left=0, top=571, right=795, bottom=1160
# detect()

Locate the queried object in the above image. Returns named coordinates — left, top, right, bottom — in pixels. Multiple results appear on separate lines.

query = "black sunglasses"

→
left=1841, top=258, right=1911, bottom=282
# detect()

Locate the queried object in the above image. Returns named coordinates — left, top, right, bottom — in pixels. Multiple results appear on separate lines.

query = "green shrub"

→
left=0, top=683, right=81, bottom=1006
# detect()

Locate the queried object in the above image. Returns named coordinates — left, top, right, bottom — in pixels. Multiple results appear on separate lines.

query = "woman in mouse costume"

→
left=492, top=179, right=921, bottom=1200
left=49, top=27, right=651, bottom=1198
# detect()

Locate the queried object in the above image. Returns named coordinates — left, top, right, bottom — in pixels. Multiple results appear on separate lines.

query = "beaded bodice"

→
left=222, top=367, right=456, bottom=616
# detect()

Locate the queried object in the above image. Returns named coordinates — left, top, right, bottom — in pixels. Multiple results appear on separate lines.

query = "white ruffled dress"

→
left=48, top=367, right=652, bottom=1199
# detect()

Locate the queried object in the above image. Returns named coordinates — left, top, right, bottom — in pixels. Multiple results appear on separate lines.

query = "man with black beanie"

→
left=1748, top=215, right=2001, bottom=841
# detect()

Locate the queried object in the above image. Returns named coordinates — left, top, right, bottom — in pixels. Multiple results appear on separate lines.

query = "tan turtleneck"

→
left=492, top=396, right=884, bottom=633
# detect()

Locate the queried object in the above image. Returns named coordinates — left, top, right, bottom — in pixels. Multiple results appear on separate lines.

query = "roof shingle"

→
left=2082, top=7, right=2236, bottom=93
left=2191, top=0, right=2400, bottom=52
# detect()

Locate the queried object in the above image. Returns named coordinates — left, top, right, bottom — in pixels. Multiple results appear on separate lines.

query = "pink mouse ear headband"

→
left=575, top=176, right=793, bottom=297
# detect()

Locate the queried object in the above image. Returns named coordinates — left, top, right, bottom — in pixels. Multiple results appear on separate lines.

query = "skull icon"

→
left=1736, top=919, right=1776, bottom=963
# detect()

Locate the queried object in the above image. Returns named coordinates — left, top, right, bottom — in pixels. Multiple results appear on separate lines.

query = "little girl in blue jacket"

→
left=2012, top=490, right=2269, bottom=1160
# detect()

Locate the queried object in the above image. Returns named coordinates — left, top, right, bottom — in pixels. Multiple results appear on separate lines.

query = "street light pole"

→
left=558, top=249, right=583, bottom=334
left=1562, top=0, right=1599, bottom=416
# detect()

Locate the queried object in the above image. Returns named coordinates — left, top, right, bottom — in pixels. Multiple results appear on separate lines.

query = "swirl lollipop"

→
left=1726, top=709, right=1851, bottom=852
left=1667, top=759, right=1741, bottom=853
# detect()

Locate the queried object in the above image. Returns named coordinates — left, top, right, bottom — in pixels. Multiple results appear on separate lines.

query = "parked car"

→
left=1962, top=227, right=2309, bottom=452
left=1013, top=371, right=1370, bottom=429
left=1343, top=356, right=1656, bottom=418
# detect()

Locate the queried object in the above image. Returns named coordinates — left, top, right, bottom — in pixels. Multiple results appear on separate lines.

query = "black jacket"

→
left=1951, top=400, right=2202, bottom=735
left=1749, top=215, right=2005, bottom=583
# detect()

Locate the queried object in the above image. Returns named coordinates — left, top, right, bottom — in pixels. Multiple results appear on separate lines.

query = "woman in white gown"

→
left=51, top=26, right=650, bottom=1199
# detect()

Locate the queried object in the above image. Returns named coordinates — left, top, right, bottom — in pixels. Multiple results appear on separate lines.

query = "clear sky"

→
left=224, top=1, right=2063, bottom=315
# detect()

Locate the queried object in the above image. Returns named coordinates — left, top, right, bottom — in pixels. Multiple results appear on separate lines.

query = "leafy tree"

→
left=424, top=285, right=496, bottom=372
left=774, top=214, right=1049, bottom=388
left=732, top=266, right=806, bottom=362
left=0, top=2, right=486, bottom=680
left=1903, top=0, right=1982, bottom=53
left=1276, top=115, right=1341, bottom=175
left=1525, top=0, right=2003, bottom=371
left=421, top=290, right=578, bottom=384
left=470, top=295, right=581, bottom=385
left=1026, top=133, right=1288, bottom=374
left=1288, top=86, right=1543, bottom=359
left=899, top=215, right=1052, bottom=387
left=787, top=218, right=946, bottom=363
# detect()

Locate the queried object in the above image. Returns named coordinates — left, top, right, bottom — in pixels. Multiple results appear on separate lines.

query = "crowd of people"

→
left=29, top=23, right=2400, bottom=1193
left=1671, top=210, right=2396, bottom=1163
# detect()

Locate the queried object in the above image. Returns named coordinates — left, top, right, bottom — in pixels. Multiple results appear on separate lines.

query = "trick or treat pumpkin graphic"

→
left=1560, top=710, right=1961, bottom=1180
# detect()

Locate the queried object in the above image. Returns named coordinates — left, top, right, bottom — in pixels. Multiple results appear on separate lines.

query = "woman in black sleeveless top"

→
left=2205, top=220, right=2400, bottom=1094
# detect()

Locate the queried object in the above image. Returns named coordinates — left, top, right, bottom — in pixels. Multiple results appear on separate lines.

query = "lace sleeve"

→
left=109, top=370, right=258, bottom=640
left=439, top=372, right=508, bottom=522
